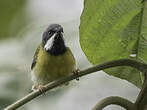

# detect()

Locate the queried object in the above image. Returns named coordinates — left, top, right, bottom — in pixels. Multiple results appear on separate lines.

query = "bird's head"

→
left=42, top=24, right=66, bottom=55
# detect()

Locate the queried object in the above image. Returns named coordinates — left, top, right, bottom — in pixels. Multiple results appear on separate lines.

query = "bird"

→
left=31, top=24, right=76, bottom=91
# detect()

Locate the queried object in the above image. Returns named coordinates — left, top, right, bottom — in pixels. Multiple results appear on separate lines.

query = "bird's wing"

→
left=31, top=43, right=42, bottom=70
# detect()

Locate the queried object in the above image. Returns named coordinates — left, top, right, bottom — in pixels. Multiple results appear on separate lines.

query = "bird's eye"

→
left=48, top=31, right=52, bottom=35
left=48, top=31, right=54, bottom=35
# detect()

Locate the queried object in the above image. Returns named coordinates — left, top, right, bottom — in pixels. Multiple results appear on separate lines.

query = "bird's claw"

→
left=38, top=85, right=45, bottom=93
left=73, top=69, right=80, bottom=81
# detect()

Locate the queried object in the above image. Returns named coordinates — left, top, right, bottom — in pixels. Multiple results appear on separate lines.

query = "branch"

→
left=4, top=59, right=147, bottom=110
left=135, top=78, right=147, bottom=109
left=92, top=96, right=137, bottom=110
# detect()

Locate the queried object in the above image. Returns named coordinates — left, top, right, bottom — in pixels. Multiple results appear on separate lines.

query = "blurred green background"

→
left=0, top=0, right=27, bottom=40
left=0, top=0, right=140, bottom=110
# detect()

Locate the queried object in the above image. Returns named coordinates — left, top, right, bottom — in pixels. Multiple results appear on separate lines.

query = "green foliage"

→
left=80, top=0, right=147, bottom=88
left=0, top=0, right=27, bottom=39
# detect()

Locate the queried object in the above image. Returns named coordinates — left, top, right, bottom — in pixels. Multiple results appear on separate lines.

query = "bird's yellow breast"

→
left=33, top=44, right=76, bottom=85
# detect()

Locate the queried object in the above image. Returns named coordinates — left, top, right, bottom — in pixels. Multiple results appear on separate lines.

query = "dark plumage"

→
left=31, top=24, right=66, bottom=70
left=42, top=24, right=66, bottom=55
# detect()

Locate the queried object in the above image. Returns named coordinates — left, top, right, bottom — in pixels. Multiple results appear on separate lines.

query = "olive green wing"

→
left=31, top=44, right=42, bottom=70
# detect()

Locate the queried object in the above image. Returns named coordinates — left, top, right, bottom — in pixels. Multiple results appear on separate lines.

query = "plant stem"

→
left=135, top=77, right=147, bottom=110
left=92, top=96, right=137, bottom=110
left=4, top=59, right=147, bottom=110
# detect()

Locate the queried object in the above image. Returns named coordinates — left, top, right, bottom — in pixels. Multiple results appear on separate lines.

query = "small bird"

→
left=31, top=24, right=76, bottom=90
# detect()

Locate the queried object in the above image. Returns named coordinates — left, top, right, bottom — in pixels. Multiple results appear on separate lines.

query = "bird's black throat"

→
left=46, top=34, right=66, bottom=56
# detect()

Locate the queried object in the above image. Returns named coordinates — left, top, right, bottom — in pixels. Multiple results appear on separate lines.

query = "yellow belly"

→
left=32, top=46, right=76, bottom=86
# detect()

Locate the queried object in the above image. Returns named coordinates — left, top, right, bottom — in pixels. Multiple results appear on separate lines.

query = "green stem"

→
left=135, top=78, right=147, bottom=110
left=4, top=59, right=147, bottom=110
left=92, top=96, right=137, bottom=110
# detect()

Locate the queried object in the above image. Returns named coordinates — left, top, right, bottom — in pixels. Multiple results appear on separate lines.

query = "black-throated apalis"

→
left=31, top=24, right=76, bottom=90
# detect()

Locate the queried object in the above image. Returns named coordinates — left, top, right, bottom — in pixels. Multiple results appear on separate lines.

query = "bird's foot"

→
left=31, top=85, right=37, bottom=92
left=38, top=85, right=46, bottom=94
left=32, top=84, right=46, bottom=94
left=73, top=69, right=80, bottom=81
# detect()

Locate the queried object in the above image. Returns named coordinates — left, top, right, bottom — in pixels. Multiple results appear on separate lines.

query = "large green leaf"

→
left=80, top=0, right=147, bottom=88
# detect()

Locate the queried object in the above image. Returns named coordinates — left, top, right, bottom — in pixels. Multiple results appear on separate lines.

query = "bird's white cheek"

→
left=44, top=40, right=53, bottom=51
left=44, top=34, right=56, bottom=51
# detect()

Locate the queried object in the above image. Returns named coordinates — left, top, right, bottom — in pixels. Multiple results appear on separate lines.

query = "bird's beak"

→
left=57, top=27, right=64, bottom=33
